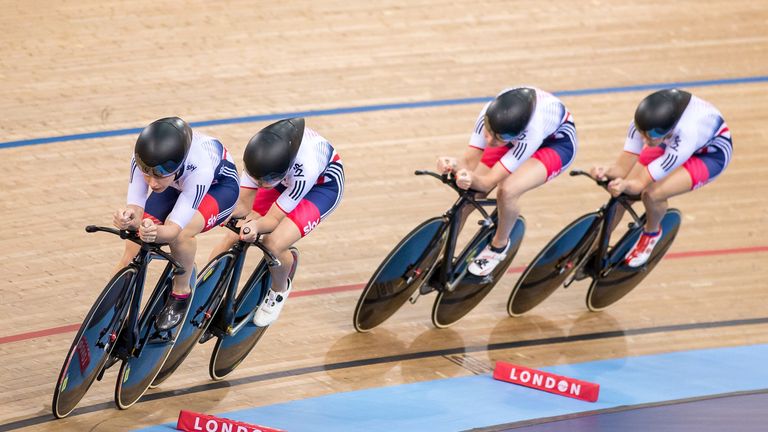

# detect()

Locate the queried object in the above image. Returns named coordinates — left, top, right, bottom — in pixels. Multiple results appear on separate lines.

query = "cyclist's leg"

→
left=456, top=163, right=492, bottom=228
left=168, top=213, right=206, bottom=295
left=113, top=241, right=141, bottom=276
left=622, top=167, right=691, bottom=267
left=264, top=173, right=344, bottom=290
left=453, top=146, right=504, bottom=230
left=644, top=148, right=728, bottom=232
left=469, top=133, right=575, bottom=276
left=641, top=160, right=700, bottom=232
left=158, top=177, right=239, bottom=330
left=492, top=158, right=548, bottom=246
left=494, top=133, right=576, bottom=246
left=262, top=219, right=302, bottom=292
left=254, top=163, right=344, bottom=326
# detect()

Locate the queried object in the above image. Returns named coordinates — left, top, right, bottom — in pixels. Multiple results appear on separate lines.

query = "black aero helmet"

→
left=634, top=89, right=692, bottom=139
left=484, top=88, right=537, bottom=141
left=243, top=118, right=305, bottom=186
left=134, top=117, right=193, bottom=177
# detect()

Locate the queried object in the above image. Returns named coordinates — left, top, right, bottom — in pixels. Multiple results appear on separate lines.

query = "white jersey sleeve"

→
left=469, top=102, right=492, bottom=150
left=240, top=171, right=259, bottom=189
left=623, top=122, right=644, bottom=155
left=275, top=130, right=333, bottom=213
left=127, top=157, right=149, bottom=208
left=166, top=166, right=214, bottom=228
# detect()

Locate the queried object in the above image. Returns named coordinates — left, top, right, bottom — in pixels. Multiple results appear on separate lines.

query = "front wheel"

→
left=115, top=265, right=191, bottom=409
left=586, top=209, right=682, bottom=311
left=353, top=218, right=446, bottom=332
left=507, top=212, right=600, bottom=317
left=52, top=267, right=135, bottom=419
left=432, top=216, right=526, bottom=328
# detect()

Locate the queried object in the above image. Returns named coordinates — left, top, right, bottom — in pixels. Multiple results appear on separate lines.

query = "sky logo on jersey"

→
left=186, top=163, right=197, bottom=172
left=207, top=214, right=218, bottom=229
left=302, top=218, right=320, bottom=235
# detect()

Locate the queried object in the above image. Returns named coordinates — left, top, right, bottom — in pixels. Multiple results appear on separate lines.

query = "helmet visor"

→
left=484, top=116, right=520, bottom=142
left=252, top=171, right=286, bottom=188
left=639, top=127, right=670, bottom=140
left=138, top=160, right=182, bottom=178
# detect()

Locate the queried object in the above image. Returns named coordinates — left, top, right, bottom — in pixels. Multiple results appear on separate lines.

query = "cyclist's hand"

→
left=456, top=168, right=472, bottom=190
left=590, top=166, right=608, bottom=181
left=240, top=219, right=258, bottom=242
left=113, top=208, right=137, bottom=230
left=139, top=218, right=158, bottom=243
left=437, top=156, right=458, bottom=174
left=607, top=178, right=627, bottom=197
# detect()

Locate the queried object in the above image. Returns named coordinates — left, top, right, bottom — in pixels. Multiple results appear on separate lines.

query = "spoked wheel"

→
left=114, top=267, right=194, bottom=409
left=353, top=218, right=446, bottom=332
left=52, top=268, right=135, bottom=418
left=209, top=248, right=299, bottom=381
left=507, top=212, right=600, bottom=316
left=151, top=254, right=234, bottom=388
left=586, top=209, right=682, bottom=311
left=432, top=216, right=526, bottom=328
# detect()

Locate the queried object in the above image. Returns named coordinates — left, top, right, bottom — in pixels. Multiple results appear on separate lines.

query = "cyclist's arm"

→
left=605, top=151, right=638, bottom=179
left=468, top=162, right=509, bottom=192
left=127, top=158, right=149, bottom=209
left=608, top=121, right=643, bottom=179
left=461, top=102, right=491, bottom=171
left=458, top=146, right=484, bottom=171
left=232, top=186, right=257, bottom=219
left=160, top=168, right=215, bottom=242
left=250, top=205, right=285, bottom=234
left=153, top=221, right=183, bottom=243
left=121, top=159, right=149, bottom=230
left=618, top=167, right=653, bottom=195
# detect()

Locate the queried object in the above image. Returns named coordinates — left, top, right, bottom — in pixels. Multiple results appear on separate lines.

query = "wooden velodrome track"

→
left=1, top=1, right=767, bottom=430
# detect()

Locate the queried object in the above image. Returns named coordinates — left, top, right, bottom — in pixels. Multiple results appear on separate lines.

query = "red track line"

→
left=666, top=245, right=768, bottom=259
left=1, top=244, right=765, bottom=345
left=0, top=324, right=81, bottom=345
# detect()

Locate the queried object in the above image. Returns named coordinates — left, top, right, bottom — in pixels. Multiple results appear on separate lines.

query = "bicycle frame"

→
left=567, top=170, right=645, bottom=280
left=199, top=220, right=281, bottom=338
left=82, top=226, right=185, bottom=362
left=412, top=171, right=498, bottom=293
left=116, top=249, right=174, bottom=357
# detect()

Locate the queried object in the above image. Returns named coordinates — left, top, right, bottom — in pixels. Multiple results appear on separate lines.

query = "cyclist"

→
left=437, top=87, right=577, bottom=276
left=209, top=118, right=344, bottom=326
left=113, top=117, right=240, bottom=330
left=590, top=89, right=732, bottom=267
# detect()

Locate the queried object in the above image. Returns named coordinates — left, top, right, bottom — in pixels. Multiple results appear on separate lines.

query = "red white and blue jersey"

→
left=241, top=127, right=343, bottom=215
left=624, top=95, right=733, bottom=181
left=127, top=131, right=239, bottom=229
left=469, top=87, right=577, bottom=173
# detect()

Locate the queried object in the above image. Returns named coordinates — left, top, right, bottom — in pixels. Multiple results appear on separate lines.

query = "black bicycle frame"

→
left=414, top=171, right=497, bottom=292
left=202, top=220, right=281, bottom=338
left=568, top=170, right=645, bottom=279
left=85, top=226, right=185, bottom=359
